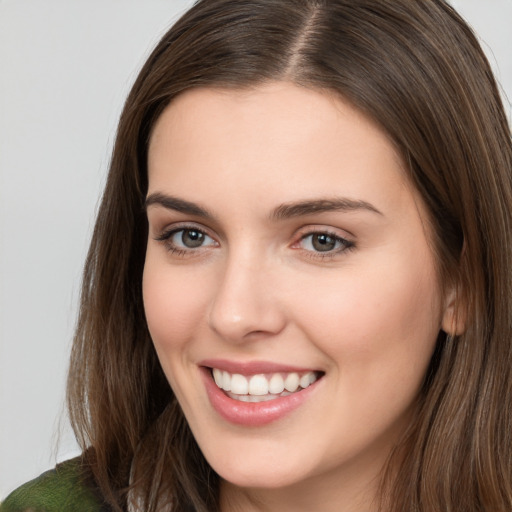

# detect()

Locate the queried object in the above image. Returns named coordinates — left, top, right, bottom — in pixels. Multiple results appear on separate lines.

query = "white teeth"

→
left=300, top=373, right=312, bottom=389
left=213, top=368, right=223, bottom=387
left=222, top=371, right=231, bottom=391
left=269, top=373, right=285, bottom=394
left=230, top=374, right=248, bottom=395
left=212, top=369, right=319, bottom=397
left=284, top=373, right=300, bottom=392
left=249, top=374, right=269, bottom=395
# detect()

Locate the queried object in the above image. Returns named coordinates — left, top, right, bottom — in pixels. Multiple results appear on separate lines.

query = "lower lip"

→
left=200, top=367, right=322, bottom=426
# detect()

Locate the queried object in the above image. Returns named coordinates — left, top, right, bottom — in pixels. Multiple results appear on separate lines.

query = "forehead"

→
left=150, top=84, right=398, bottom=153
left=148, top=82, right=416, bottom=220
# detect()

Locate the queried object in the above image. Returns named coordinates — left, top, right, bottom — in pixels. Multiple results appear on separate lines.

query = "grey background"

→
left=1, top=0, right=511, bottom=499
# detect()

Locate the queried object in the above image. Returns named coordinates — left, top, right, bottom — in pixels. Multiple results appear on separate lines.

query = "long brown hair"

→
left=67, top=1, right=512, bottom=510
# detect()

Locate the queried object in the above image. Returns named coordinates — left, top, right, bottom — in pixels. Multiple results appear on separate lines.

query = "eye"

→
left=171, top=229, right=213, bottom=248
left=296, top=230, right=354, bottom=257
left=302, top=233, right=340, bottom=252
left=156, top=226, right=217, bottom=253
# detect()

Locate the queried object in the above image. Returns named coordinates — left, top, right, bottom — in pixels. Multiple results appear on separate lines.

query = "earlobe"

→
left=441, top=286, right=466, bottom=336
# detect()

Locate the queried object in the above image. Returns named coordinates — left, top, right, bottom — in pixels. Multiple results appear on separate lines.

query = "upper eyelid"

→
left=154, top=221, right=216, bottom=239
left=293, top=224, right=355, bottom=241
left=152, top=221, right=355, bottom=245
left=294, top=232, right=353, bottom=248
left=157, top=226, right=214, bottom=241
left=147, top=212, right=226, bottom=240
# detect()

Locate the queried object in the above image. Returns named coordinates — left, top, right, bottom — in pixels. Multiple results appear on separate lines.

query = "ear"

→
left=441, top=285, right=466, bottom=336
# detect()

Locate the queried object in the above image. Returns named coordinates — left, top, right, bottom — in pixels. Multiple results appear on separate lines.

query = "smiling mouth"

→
left=210, top=368, right=324, bottom=403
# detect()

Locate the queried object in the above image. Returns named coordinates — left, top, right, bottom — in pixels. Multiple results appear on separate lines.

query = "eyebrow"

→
left=145, top=193, right=213, bottom=218
left=145, top=193, right=383, bottom=220
left=271, top=198, right=383, bottom=220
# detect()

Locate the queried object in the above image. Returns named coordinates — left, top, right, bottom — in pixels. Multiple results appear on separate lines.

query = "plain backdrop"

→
left=1, top=0, right=511, bottom=500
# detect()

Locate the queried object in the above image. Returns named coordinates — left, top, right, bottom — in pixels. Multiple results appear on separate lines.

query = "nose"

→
left=207, top=251, right=287, bottom=343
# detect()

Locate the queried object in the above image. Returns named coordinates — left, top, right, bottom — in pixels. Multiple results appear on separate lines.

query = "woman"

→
left=3, top=0, right=512, bottom=511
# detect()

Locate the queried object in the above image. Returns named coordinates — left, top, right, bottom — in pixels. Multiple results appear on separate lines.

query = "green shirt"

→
left=1, top=458, right=110, bottom=512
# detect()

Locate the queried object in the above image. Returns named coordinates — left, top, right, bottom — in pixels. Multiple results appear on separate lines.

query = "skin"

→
left=143, top=82, right=456, bottom=512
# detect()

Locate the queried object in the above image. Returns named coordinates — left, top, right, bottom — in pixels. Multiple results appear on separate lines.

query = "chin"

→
left=217, top=464, right=304, bottom=490
left=201, top=442, right=316, bottom=490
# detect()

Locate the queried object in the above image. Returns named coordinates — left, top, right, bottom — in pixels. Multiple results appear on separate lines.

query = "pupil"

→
left=182, top=230, right=204, bottom=248
left=312, top=234, right=335, bottom=252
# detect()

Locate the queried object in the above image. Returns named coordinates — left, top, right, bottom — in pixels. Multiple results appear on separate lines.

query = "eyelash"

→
left=154, top=225, right=355, bottom=259
left=295, top=230, right=355, bottom=260
left=155, top=225, right=217, bottom=256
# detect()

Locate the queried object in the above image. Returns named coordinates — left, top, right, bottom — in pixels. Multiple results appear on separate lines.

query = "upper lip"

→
left=199, top=358, right=321, bottom=375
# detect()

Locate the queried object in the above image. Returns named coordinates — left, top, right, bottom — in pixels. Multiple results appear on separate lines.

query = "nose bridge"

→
left=208, top=244, right=286, bottom=342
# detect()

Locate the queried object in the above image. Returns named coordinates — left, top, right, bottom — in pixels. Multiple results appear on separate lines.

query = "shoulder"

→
left=1, top=457, right=111, bottom=512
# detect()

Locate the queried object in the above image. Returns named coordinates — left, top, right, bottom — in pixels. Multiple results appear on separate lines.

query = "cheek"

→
left=142, top=255, right=210, bottom=366
left=290, top=257, right=442, bottom=447
left=293, top=250, right=442, bottom=387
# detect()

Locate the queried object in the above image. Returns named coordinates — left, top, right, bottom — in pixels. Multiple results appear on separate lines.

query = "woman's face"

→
left=143, top=83, right=454, bottom=504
